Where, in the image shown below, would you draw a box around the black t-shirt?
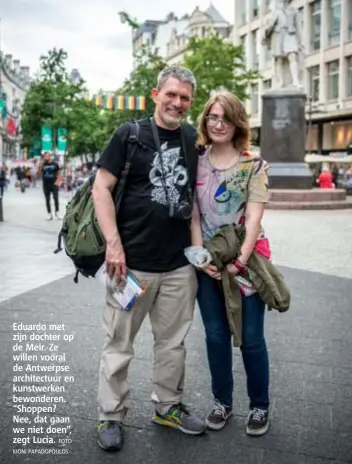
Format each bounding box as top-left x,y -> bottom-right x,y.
42,162 -> 60,186
97,117 -> 198,273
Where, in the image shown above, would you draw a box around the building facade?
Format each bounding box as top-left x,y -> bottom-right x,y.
0,52 -> 31,164
132,4 -> 232,67
233,0 -> 352,154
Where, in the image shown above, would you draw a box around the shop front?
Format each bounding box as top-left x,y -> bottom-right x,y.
306,117 -> 352,155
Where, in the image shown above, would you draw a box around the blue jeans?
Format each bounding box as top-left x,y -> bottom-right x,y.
197,272 -> 270,410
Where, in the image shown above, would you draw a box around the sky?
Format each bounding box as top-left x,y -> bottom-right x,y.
0,0 -> 234,94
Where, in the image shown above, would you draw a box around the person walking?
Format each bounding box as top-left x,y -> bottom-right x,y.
0,164 -> 6,198
191,91 -> 271,436
92,66 -> 206,453
39,152 -> 61,220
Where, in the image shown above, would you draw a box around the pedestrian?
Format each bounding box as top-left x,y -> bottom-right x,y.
0,164 -> 6,198
16,166 -> 26,193
39,152 -> 61,220
92,65 -> 205,453
191,91 -> 271,436
30,162 -> 37,188
316,163 -> 334,189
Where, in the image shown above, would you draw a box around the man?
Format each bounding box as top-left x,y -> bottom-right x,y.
92,66 -> 205,452
0,164 -> 6,198
39,152 -> 61,220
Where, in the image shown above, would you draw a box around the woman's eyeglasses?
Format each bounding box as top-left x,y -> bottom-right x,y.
205,115 -> 232,127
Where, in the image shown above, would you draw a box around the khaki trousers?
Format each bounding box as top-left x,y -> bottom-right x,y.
97,264 -> 197,421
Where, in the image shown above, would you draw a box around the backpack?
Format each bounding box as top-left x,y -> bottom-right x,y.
54,120 -> 140,283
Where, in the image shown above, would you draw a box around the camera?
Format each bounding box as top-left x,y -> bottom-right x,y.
169,201 -> 193,220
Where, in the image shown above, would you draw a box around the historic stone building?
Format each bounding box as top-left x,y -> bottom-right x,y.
132,4 -> 232,67
233,0 -> 352,154
0,51 -> 31,164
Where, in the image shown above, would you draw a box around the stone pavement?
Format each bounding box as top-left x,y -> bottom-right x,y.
0,182 -> 352,463
0,181 -> 73,303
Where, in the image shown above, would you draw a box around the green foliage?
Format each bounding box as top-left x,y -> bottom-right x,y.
118,11 -> 139,29
98,44 -> 168,142
181,32 -> 260,122
67,100 -> 106,160
21,47 -> 87,156
119,44 -> 167,119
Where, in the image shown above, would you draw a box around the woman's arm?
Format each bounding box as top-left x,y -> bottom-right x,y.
238,202 -> 265,264
226,202 -> 264,275
190,199 -> 221,279
190,200 -> 203,247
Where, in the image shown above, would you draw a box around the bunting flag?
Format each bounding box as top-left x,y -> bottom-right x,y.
107,95 -> 114,109
136,96 -> 146,110
83,92 -> 146,110
117,95 -> 124,110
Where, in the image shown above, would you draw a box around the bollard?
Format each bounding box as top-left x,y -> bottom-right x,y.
0,196 -> 3,222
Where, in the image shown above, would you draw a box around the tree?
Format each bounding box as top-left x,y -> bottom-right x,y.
98,44 -> 168,141
119,44 -> 167,119
181,32 -> 259,122
21,48 -> 87,155
67,99 -> 106,163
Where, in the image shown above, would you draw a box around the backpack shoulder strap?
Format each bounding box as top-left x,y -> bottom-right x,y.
114,119 -> 140,211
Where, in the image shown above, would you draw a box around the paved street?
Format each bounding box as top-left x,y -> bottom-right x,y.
0,182 -> 352,463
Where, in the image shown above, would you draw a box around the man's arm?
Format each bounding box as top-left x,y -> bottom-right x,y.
92,167 -> 126,282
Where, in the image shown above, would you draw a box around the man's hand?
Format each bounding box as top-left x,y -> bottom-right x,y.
105,238 -> 127,284
203,263 -> 221,280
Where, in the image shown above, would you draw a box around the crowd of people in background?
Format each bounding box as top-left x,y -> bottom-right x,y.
1,155 -> 351,204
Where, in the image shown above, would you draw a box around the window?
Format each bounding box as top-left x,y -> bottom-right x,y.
240,35 -> 246,61
251,84 -> 259,114
310,0 -> 321,51
306,124 -> 319,151
323,121 -> 352,150
263,79 -> 272,90
252,29 -> 259,69
327,60 -> 339,100
252,0 -> 259,19
328,0 -> 341,46
309,66 -> 320,102
348,0 -> 352,41
347,56 -> 352,97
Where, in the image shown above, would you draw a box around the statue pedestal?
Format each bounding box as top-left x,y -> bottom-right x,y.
260,88 -> 312,189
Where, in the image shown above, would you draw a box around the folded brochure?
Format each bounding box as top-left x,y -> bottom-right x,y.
96,263 -> 145,311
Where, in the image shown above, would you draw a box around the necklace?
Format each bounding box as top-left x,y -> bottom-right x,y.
208,146 -> 240,172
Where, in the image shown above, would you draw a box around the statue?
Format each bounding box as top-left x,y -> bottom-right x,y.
263,0 -> 305,89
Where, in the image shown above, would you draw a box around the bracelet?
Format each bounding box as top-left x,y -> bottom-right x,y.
234,259 -> 247,272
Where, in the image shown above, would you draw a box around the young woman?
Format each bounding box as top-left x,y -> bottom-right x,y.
191,92 -> 271,436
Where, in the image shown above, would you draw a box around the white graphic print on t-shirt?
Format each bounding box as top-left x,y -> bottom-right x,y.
149,141 -> 188,206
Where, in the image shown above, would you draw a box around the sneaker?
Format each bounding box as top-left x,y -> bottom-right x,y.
205,400 -> 233,430
152,403 -> 206,436
97,420 -> 123,452
55,212 -> 61,220
246,408 -> 269,436
47,214 -> 53,221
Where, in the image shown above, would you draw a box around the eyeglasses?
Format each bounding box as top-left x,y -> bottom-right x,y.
205,115 -> 232,127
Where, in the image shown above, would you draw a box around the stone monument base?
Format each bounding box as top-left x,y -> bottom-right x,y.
266,189 -> 352,210
267,162 -> 313,189
261,88 -> 312,189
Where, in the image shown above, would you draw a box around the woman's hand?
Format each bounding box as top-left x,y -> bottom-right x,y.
203,263 -> 221,280
226,263 -> 240,276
